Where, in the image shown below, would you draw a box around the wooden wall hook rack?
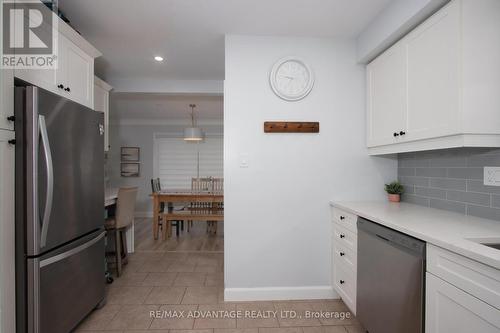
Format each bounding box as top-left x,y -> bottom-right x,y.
264,121 -> 319,133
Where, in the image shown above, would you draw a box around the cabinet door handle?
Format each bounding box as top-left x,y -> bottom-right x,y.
339,280 -> 345,284
8,139 -> 16,145
400,131 -> 406,136
57,84 -> 64,89
7,115 -> 15,122
340,234 -> 345,239
339,252 -> 345,256
393,132 -> 399,137
64,87 -> 71,92
339,216 -> 345,220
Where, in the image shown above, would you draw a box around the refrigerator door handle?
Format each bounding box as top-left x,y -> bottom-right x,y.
39,115 -> 53,248
40,232 -> 105,267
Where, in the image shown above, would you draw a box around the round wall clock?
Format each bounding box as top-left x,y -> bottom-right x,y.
269,56 -> 314,101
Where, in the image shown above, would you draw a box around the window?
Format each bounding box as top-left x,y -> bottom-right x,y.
154,136 -> 223,189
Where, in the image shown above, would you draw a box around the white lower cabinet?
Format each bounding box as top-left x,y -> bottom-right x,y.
331,207 -> 357,315
426,245 -> 500,332
0,130 -> 16,333
330,206 -> 500,332
426,273 -> 500,333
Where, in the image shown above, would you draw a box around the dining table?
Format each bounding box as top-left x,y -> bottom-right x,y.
150,189 -> 224,240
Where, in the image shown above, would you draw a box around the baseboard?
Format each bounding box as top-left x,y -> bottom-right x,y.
135,211 -> 153,218
224,286 -> 339,302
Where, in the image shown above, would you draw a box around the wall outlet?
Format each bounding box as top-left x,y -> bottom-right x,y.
483,167 -> 500,186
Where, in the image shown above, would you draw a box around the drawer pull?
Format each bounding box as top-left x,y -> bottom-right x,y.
340,234 -> 345,239
339,280 -> 345,284
339,252 -> 345,256
340,216 -> 345,220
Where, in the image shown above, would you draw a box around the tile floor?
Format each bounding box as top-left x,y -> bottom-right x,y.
74,220 -> 364,333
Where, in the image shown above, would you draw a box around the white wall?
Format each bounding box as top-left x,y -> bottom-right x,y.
224,35 -> 397,301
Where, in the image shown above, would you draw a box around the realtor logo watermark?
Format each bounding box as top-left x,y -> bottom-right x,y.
2,0 -> 58,69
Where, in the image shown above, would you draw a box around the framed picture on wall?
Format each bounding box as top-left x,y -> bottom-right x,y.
121,147 -> 140,161
121,163 -> 140,177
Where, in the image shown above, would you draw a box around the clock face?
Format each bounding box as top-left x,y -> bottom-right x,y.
270,57 -> 314,101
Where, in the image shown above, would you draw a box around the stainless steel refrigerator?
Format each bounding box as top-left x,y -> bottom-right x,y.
14,85 -> 106,333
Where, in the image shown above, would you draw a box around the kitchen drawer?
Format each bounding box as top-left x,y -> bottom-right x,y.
427,244 -> 500,310
332,208 -> 358,234
333,242 -> 357,272
333,223 -> 357,252
333,262 -> 356,315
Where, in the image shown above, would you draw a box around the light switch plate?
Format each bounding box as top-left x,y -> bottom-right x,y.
239,153 -> 249,168
483,167 -> 500,186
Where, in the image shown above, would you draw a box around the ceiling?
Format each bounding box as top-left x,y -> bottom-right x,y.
59,0 -> 392,82
110,93 -> 223,123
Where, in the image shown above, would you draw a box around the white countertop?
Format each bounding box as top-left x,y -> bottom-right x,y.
330,201 -> 500,269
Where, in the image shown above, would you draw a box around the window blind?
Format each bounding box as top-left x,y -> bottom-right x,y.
155,137 -> 223,189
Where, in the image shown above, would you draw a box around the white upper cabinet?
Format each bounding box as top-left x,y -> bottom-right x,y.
405,1 -> 461,142
367,43 -> 406,147
94,77 -> 112,151
58,35 -> 94,108
14,2 -> 101,109
367,0 -> 500,155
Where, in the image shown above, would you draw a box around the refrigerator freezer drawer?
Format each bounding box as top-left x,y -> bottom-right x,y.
27,231 -> 105,333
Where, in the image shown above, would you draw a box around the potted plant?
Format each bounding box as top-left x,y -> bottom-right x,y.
385,181 -> 404,202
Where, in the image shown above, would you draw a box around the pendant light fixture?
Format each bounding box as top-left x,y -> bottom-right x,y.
184,104 -> 204,141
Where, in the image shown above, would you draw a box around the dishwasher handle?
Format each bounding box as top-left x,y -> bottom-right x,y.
358,217 -> 425,256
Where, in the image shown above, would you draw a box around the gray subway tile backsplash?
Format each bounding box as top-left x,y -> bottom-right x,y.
415,187 -> 446,199
398,148 -> 500,222
446,167 -> 483,180
429,155 -> 467,167
416,167 -> 447,178
446,190 -> 490,206
467,180 -> 500,195
467,205 -> 500,221
398,167 -> 416,176
401,194 -> 430,207
399,176 -> 430,187
429,178 -> 466,191
491,195 -> 500,209
430,198 -> 466,215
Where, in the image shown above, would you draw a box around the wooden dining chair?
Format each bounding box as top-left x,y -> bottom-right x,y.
150,178 -> 182,238
192,177 -> 212,192
191,177 -> 223,234
210,178 -> 224,234
105,187 -> 137,277
212,177 -> 224,193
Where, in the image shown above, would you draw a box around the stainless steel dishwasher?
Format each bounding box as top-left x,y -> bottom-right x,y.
357,217 -> 426,333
